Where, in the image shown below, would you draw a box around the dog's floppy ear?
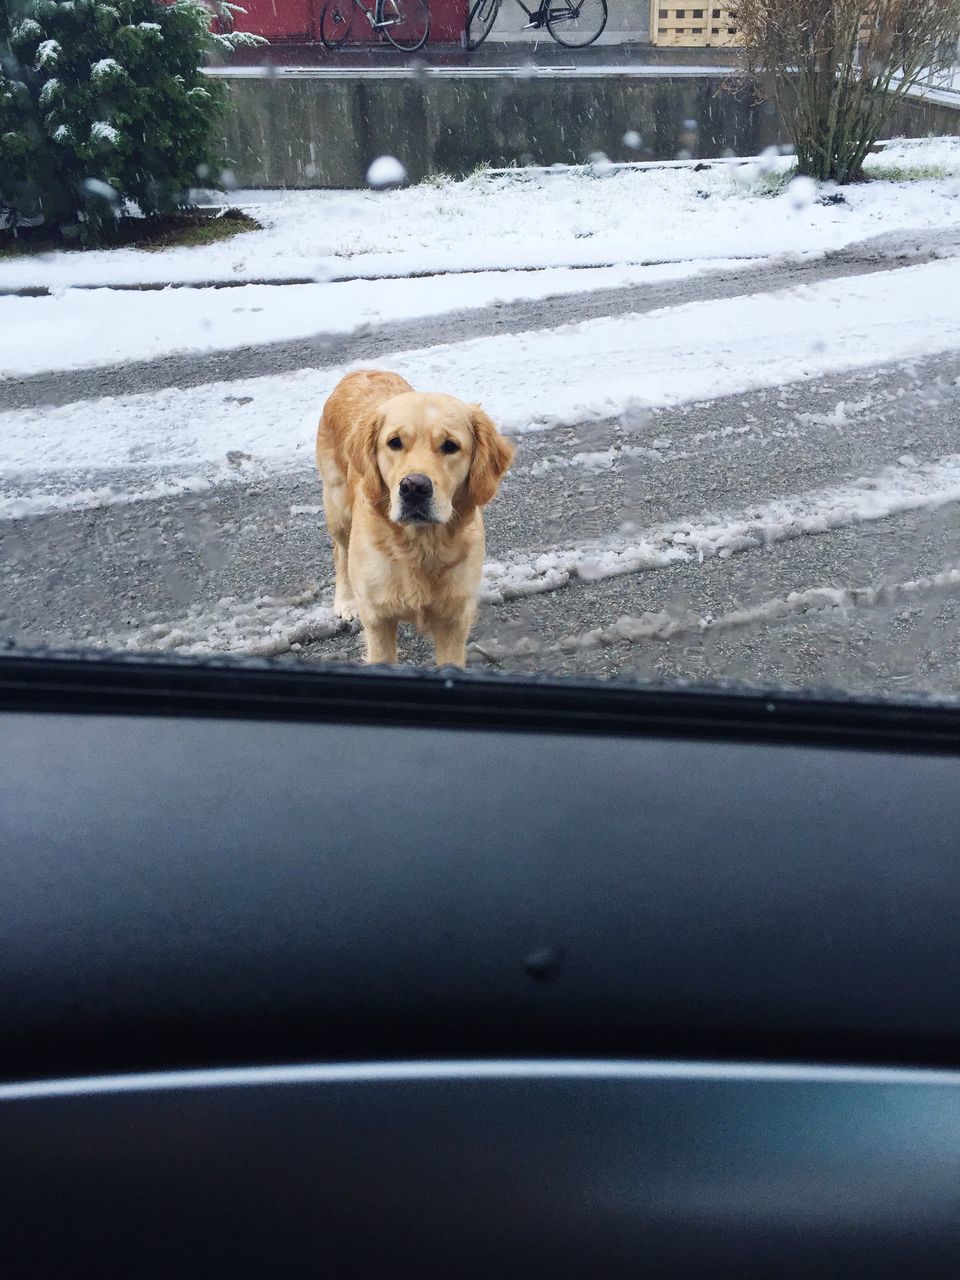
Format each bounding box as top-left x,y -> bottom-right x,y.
459,406 -> 514,515
346,407 -> 387,506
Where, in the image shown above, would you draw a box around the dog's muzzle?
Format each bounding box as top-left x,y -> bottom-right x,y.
397,473 -> 438,524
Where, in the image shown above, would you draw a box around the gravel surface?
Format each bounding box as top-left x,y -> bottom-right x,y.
4,227 -> 960,701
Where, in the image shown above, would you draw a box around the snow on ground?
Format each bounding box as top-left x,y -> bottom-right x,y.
5,136 -> 960,664
481,452 -> 960,600
6,255 -> 960,518
104,450 -> 960,657
0,259 -> 741,377
475,564 -> 960,659
2,137 -> 959,293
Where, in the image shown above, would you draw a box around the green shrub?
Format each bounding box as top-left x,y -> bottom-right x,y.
0,0 -> 262,241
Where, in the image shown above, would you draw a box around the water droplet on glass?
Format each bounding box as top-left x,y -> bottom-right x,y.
757,145 -> 780,175
786,174 -> 817,209
82,177 -> 119,205
366,155 -> 407,189
620,399 -> 652,434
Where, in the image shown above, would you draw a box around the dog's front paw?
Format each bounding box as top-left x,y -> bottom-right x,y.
333,597 -> 359,623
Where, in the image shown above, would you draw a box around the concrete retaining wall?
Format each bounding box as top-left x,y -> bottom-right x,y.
218,71 -> 959,189
886,94 -> 960,141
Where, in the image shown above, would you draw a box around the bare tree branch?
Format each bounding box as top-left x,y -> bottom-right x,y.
729,0 -> 960,181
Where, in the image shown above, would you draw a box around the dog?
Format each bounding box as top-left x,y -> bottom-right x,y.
316,369 -> 514,667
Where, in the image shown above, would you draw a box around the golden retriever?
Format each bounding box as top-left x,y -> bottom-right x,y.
316,369 -> 514,667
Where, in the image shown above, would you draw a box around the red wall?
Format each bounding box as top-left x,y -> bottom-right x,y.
229,0 -> 466,42
232,0 -> 314,38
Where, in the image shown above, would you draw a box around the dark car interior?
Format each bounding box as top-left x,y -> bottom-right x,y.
2,651 -> 960,1277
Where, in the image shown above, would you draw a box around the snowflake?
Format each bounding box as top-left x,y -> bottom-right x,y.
137,20 -> 161,29
90,120 -> 120,145
36,39 -> 61,69
53,124 -> 72,143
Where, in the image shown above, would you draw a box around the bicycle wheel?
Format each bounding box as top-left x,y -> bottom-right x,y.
320,0 -> 354,47
379,0 -> 429,50
545,0 -> 605,46
466,0 -> 500,50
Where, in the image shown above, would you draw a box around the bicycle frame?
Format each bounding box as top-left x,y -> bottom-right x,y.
341,0 -> 405,31
506,0 -> 584,27
467,0 -> 601,52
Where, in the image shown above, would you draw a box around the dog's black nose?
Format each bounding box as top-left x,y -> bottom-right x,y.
399,473 -> 433,500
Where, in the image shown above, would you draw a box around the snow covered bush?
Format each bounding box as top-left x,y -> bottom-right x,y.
733,0 -> 960,183
0,0 -> 262,241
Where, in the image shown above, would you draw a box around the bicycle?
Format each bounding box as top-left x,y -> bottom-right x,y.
319,0 -> 430,51
466,0 -> 605,49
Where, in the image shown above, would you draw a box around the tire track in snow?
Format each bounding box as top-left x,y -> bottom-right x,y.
6,256 -> 960,512
474,568 -> 960,661
481,453 -> 960,601
5,230 -> 960,413
102,452 -> 960,658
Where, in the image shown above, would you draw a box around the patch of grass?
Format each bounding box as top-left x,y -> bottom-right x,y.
331,239 -> 386,258
423,163 -> 501,188
140,211 -> 260,251
865,162 -> 953,182
753,165 -> 797,196
0,234 -> 49,260
0,208 -> 260,258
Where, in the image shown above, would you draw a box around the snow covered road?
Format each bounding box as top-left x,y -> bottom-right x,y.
5,250 -> 960,513
5,143 -> 960,699
6,342 -> 960,699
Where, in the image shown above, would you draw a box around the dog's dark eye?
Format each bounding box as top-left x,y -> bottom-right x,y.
386,437 -> 404,451
440,440 -> 460,454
